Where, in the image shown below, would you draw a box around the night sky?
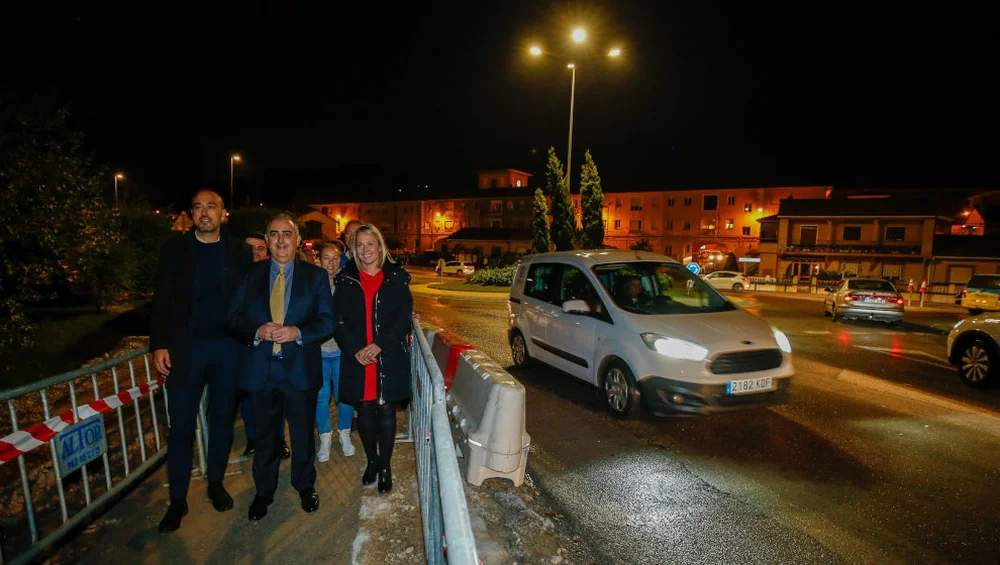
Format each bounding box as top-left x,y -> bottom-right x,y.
2,2 -> 995,210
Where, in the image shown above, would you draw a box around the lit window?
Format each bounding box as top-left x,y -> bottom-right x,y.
516,179 -> 522,187
744,203 -> 753,212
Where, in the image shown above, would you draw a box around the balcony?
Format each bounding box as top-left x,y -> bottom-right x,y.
780,240 -> 923,257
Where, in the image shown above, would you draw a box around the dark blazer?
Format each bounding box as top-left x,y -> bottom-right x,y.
334,261 -> 413,405
149,229 -> 253,388
227,259 -> 336,392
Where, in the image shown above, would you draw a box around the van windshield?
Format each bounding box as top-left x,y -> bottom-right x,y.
593,262 -> 736,315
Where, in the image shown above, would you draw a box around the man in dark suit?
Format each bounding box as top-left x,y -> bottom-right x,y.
227,214 -> 336,521
151,190 -> 253,534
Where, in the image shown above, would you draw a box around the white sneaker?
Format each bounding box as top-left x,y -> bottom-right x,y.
338,429 -> 355,457
317,432 -> 333,462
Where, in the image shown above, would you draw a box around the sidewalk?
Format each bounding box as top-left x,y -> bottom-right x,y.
47,422 -> 426,565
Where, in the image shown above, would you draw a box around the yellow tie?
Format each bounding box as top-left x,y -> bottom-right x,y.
270,267 -> 285,355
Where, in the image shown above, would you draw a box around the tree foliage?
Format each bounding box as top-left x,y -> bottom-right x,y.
723,252 -> 739,271
531,188 -> 551,254
546,147 -> 576,251
579,150 -> 605,249
629,239 -> 654,252
0,100 -> 125,351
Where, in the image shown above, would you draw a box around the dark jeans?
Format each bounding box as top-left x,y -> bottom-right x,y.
166,338 -> 239,501
251,386 -> 319,497
357,400 -> 397,469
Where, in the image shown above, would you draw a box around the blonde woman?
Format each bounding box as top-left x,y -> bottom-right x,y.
332,225 -> 412,493
317,243 -> 355,460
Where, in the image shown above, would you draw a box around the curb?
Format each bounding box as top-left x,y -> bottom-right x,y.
795,358 -> 1000,435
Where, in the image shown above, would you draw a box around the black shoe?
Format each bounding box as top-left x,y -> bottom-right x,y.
280,441 -> 291,460
362,461 -> 378,485
299,488 -> 320,513
378,467 -> 392,493
243,440 -> 256,457
248,495 -> 272,522
207,481 -> 233,512
158,500 -> 188,534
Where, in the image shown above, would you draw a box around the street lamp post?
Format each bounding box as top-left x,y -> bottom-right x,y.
529,31 -> 621,192
566,62 -> 577,192
114,172 -> 125,207
230,154 -> 242,209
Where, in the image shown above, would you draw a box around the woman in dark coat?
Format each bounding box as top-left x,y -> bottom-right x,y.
333,224 -> 412,492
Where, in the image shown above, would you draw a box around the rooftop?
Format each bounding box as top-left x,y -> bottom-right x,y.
776,197 -> 955,219
520,249 -> 678,266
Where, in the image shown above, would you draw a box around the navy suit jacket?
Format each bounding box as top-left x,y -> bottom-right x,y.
227,259 -> 336,392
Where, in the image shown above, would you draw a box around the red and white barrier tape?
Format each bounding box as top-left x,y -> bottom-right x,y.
0,376 -> 165,466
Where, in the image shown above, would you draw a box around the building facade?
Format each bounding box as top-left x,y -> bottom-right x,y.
305,169 -> 830,262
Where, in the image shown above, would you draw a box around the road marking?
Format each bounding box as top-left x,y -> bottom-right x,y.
854,345 -> 953,370
802,330 -> 831,335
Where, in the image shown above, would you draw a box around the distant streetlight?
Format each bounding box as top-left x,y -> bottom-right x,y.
572,29 -> 586,43
230,154 -> 242,209
529,46 -> 542,56
608,48 -> 621,57
114,172 -> 125,207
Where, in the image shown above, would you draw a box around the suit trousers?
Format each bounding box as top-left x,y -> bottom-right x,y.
166,338 -> 239,501
251,373 -> 318,497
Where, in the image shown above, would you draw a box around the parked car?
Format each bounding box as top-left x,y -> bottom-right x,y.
437,261 -> 476,276
507,250 -> 794,418
702,270 -> 750,292
947,313 -> 999,387
959,274 -> 1000,315
823,278 -> 905,325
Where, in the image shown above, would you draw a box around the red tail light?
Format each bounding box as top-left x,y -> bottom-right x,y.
962,289 -> 968,297
843,293 -> 855,302
894,296 -> 905,305
743,277 -> 749,282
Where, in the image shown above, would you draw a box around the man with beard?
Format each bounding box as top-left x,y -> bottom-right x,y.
151,190 -> 253,534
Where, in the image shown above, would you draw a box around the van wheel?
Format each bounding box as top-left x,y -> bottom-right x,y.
601,360 -> 641,419
956,339 -> 996,387
732,283 -> 744,293
510,330 -> 532,368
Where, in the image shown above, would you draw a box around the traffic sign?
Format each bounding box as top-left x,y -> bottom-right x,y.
738,257 -> 761,263
55,416 -> 107,477
686,262 -> 701,275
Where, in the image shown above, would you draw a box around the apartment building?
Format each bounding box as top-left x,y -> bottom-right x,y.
304,169 -> 830,261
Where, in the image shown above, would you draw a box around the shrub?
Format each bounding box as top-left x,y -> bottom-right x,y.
467,265 -> 516,286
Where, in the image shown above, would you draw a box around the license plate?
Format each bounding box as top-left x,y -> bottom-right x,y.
726,377 -> 774,395
863,297 -> 885,303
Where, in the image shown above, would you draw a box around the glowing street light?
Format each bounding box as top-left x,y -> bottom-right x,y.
529,46 -> 542,56
572,28 -> 586,43
567,63 -> 575,69
114,172 -> 125,207
608,48 -> 622,57
230,154 -> 242,209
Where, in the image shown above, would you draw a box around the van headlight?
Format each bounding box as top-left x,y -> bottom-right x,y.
640,333 -> 708,361
772,328 -> 792,353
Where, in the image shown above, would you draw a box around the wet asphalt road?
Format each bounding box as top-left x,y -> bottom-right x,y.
413,286 -> 1000,565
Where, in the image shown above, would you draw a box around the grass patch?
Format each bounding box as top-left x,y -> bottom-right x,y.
428,282 -> 511,293
3,301 -> 151,389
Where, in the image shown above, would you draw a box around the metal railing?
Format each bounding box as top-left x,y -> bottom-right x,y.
0,346 -> 202,565
409,319 -> 479,565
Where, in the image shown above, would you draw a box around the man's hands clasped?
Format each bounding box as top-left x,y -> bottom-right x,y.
257,322 -> 300,345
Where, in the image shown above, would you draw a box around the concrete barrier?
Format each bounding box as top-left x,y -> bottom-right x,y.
421,325 -> 531,487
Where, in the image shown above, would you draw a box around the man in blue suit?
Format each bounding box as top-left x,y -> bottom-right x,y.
227,214 -> 336,521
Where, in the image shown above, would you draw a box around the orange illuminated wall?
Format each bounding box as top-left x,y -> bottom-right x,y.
477,169 -> 532,189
